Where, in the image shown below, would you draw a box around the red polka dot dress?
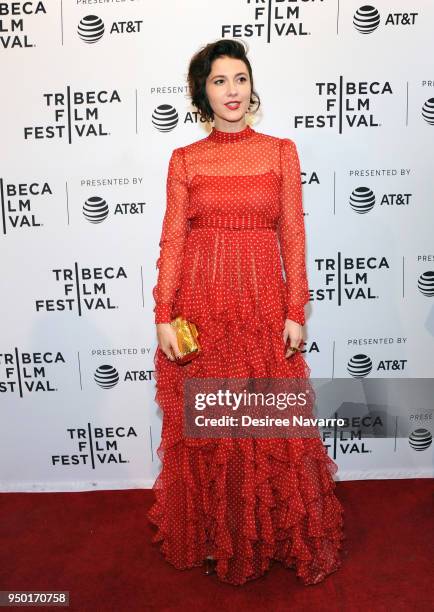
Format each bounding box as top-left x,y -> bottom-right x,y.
147,124 -> 345,586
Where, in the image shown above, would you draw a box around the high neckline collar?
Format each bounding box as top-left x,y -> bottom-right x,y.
207,123 -> 255,143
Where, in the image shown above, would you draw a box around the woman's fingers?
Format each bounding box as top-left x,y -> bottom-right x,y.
161,339 -> 182,362
170,340 -> 182,361
164,346 -> 175,361
285,345 -> 299,358
156,324 -> 182,362
164,345 -> 176,361
284,334 -> 303,358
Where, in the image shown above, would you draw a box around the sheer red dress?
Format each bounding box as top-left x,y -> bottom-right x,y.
147,124 -> 345,586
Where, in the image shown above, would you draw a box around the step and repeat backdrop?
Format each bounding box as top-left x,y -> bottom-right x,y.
1,0 -> 433,491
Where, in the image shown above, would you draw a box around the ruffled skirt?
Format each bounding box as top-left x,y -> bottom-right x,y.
147,228 -> 345,585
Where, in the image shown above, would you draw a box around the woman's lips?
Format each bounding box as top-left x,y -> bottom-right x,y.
225,102 -> 240,110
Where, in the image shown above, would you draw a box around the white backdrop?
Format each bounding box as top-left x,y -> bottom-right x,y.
1,0 -> 433,492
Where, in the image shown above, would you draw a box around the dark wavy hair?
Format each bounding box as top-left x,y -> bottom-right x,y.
187,39 -> 261,123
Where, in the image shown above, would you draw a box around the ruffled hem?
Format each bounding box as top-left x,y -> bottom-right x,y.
147,311 -> 345,586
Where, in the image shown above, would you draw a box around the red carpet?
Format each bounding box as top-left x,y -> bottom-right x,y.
0,479 -> 432,611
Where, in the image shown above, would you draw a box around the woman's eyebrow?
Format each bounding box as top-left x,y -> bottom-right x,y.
210,72 -> 248,79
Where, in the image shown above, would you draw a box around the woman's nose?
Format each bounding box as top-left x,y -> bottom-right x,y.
226,81 -> 239,95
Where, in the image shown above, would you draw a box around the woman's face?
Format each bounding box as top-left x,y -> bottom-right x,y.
205,55 -> 252,129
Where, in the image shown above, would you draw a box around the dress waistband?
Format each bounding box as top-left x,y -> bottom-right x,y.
190,215 -> 277,230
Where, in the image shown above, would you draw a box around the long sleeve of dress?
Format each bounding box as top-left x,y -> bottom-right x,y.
277,138 -> 310,326
152,147 -> 189,324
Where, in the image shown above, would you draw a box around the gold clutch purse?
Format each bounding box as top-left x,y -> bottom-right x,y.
170,316 -> 201,364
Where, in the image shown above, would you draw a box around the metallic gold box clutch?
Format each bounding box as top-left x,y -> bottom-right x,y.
170,316 -> 201,364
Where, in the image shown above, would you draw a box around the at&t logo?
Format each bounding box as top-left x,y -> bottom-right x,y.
417,271 -> 434,297
77,14 -> 143,43
150,103 -> 209,132
346,353 -> 407,377
93,364 -> 153,388
408,428 -> 432,451
82,192 -> 146,224
348,186 -> 412,214
353,6 -> 418,33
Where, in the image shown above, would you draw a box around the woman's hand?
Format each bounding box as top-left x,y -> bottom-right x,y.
282,318 -> 304,358
156,323 -> 182,362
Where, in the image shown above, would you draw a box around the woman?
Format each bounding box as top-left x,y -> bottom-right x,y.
147,39 -> 345,586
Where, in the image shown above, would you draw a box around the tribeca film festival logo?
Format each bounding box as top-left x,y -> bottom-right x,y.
0,179 -> 51,235
0,349 -> 65,397
313,252 -> 390,306
294,77 -> 392,134
323,416 -> 375,457
23,88 -> 122,144
77,14 -> 143,43
219,2 -> 418,42
220,0 -> 318,42
0,1 -> 47,50
294,78 -> 432,133
52,425 -> 136,468
35,264 -> 127,315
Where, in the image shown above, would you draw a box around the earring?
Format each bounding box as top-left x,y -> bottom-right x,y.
245,110 -> 253,126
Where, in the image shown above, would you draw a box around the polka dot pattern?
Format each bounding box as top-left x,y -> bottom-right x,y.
152,124 -> 310,326
148,124 -> 345,586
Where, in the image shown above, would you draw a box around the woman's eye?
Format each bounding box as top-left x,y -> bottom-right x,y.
213,77 -> 248,85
